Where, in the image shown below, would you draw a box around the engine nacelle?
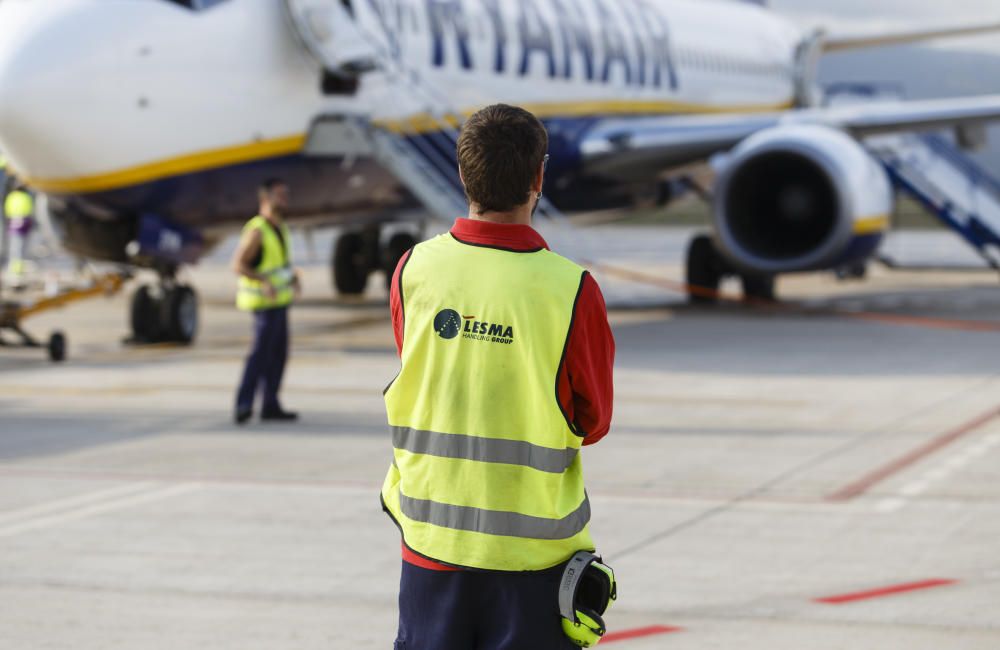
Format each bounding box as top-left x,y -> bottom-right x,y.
712,125 -> 892,274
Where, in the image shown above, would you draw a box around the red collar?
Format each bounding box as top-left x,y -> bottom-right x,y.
449,218 -> 549,252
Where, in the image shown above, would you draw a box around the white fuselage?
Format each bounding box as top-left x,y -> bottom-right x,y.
0,0 -> 802,197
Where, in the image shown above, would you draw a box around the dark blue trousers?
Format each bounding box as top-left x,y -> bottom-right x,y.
235,306 -> 288,413
395,561 -> 576,650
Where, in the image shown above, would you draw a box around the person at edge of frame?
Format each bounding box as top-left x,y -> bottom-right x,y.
231,178 -> 301,425
381,104 -> 616,649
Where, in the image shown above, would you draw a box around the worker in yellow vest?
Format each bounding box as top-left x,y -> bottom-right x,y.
231,178 -> 300,424
3,178 -> 36,283
383,105 -> 616,648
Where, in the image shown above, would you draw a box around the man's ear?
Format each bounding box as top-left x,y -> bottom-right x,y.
458,167 -> 466,189
533,163 -> 545,195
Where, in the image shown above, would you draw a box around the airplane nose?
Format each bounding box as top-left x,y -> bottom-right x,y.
0,1 -> 119,186
0,2 -> 71,177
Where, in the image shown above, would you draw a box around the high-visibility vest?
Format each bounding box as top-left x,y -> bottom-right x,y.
235,215 -> 294,311
382,232 -> 594,571
4,190 -> 33,220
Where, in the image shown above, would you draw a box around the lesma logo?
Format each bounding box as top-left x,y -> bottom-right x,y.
433,309 -> 514,345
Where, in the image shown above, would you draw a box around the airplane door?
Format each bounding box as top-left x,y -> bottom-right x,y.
283,0 -> 377,76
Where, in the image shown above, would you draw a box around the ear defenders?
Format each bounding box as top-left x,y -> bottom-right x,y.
559,551 -> 617,647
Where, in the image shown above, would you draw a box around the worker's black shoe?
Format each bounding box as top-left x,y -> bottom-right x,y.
234,408 -> 252,425
261,408 -> 298,422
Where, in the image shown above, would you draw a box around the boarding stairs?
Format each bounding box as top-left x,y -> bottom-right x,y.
283,0 -> 584,240
867,132 -> 1000,270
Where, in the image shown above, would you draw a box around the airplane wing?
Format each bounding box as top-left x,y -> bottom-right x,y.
823,22 -> 1000,53
580,94 -> 1000,178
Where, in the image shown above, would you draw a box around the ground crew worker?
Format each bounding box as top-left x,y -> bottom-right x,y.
4,179 -> 36,284
231,178 -> 300,424
382,104 -> 615,648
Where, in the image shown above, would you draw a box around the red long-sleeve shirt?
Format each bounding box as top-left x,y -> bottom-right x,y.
389,217 -> 615,570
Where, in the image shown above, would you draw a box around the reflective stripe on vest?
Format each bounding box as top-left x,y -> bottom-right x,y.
399,491 -> 591,540
393,426 -> 579,474
4,190 -> 33,220
236,216 -> 293,311
382,232 -> 593,571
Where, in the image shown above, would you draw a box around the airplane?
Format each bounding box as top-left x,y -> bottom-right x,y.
1,0 -> 999,344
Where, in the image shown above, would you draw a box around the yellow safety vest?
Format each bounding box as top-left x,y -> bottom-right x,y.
4,190 -> 33,220
236,216 -> 294,311
382,232 -> 594,571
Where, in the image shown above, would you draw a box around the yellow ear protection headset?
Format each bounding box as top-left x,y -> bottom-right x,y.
559,551 -> 618,647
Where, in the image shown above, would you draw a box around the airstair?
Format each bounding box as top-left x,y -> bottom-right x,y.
283,0 -> 582,249
867,132 -> 1000,270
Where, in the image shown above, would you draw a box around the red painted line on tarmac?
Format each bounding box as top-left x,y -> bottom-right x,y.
815,578 -> 957,604
827,405 -> 1000,501
603,625 -> 683,643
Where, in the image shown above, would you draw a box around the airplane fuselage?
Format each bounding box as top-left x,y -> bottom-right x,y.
0,0 -> 801,261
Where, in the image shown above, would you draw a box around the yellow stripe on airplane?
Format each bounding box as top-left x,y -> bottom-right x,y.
852,215 -> 891,235
23,98 -> 795,195
24,134 -> 307,194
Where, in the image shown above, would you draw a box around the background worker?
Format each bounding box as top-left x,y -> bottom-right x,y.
231,178 -> 300,424
382,104 -> 615,648
3,177 -> 36,287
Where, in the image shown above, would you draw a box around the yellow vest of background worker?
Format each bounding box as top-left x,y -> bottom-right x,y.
4,190 -> 33,220
382,233 -> 595,571
235,215 -> 294,311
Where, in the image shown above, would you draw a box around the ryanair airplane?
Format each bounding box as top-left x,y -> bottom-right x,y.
0,0 -> 999,343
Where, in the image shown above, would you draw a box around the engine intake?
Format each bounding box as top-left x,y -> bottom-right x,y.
713,125 -> 892,274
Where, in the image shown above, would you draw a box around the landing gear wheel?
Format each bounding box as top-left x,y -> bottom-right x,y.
685,235 -> 722,304
47,331 -> 66,362
333,232 -> 368,295
164,285 -> 198,344
383,232 -> 417,290
740,273 -> 775,303
130,285 -> 161,342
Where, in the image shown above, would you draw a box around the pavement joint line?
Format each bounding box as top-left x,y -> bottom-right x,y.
0,483 -> 201,538
0,467 -> 844,510
813,578 -> 958,605
0,481 -> 158,525
603,625 -> 684,644
828,404 -> 1000,501
0,465 -> 381,491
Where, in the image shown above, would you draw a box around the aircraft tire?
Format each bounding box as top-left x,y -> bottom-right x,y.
686,235 -> 722,304
164,285 -> 198,344
130,285 -> 161,342
47,331 -> 67,363
740,273 -> 776,303
333,232 -> 368,295
383,232 -> 416,290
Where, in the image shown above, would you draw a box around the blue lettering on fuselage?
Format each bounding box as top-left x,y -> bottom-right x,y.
482,0 -> 507,72
518,0 -> 557,77
421,0 -> 679,91
553,0 -> 595,81
427,0 -> 474,69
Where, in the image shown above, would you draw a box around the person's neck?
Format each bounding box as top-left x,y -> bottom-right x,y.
260,209 -> 282,225
467,204 -> 532,226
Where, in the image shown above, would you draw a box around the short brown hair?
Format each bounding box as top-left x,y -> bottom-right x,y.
457,104 -> 548,214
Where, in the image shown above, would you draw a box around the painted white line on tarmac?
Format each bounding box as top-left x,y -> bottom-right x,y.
0,483 -> 200,538
0,482 -> 158,525
875,497 -> 906,513
899,481 -> 929,497
875,431 -> 1000,513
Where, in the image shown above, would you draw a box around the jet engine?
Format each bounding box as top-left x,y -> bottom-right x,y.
711,124 -> 892,277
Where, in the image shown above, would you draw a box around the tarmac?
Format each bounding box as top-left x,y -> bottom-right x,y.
1,225 -> 999,649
